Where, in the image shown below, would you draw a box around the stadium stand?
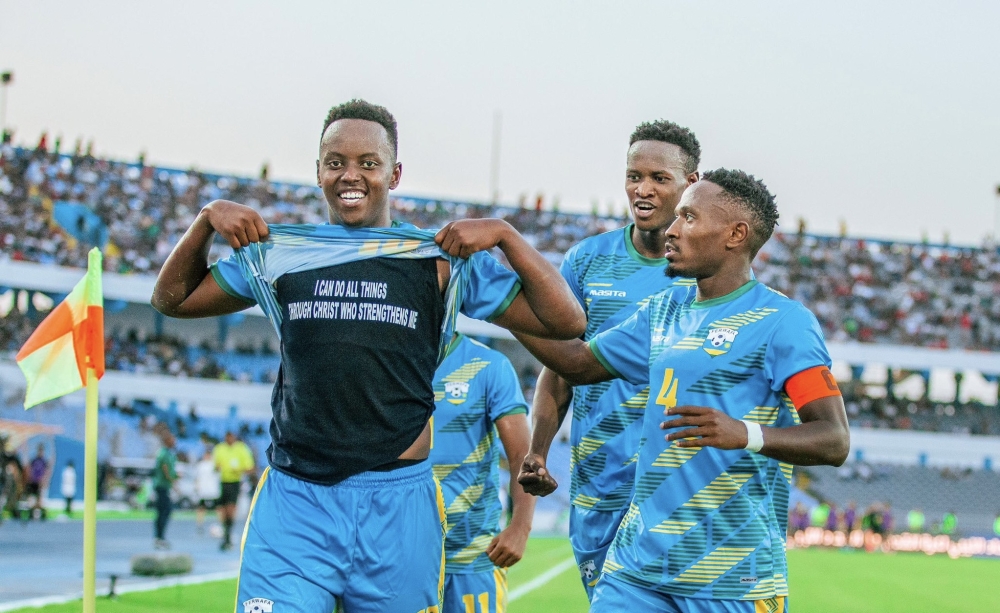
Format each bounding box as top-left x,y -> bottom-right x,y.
803,463 -> 1000,536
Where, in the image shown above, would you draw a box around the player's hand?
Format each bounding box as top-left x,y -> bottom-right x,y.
434,219 -> 513,259
202,200 -> 270,249
486,523 -> 530,568
661,406 -> 749,450
517,453 -> 558,497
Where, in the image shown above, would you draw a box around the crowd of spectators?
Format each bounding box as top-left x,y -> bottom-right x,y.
0,142 -> 619,275
754,232 -> 1000,350
105,330 -> 278,384
842,389 -> 999,436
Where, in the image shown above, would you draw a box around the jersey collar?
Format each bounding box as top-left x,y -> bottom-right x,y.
624,224 -> 668,266
691,279 -> 758,309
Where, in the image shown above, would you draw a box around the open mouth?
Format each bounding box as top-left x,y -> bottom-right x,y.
664,243 -> 678,258
633,201 -> 656,218
338,190 -> 366,205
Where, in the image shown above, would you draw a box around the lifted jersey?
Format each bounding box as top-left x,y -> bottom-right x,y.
430,335 -> 527,574
560,225 -> 691,511
590,280 -> 831,600
212,223 -> 520,485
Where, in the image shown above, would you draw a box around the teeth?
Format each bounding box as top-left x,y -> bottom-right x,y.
340,191 -> 365,201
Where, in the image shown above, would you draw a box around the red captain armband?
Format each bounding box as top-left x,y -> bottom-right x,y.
784,365 -> 841,409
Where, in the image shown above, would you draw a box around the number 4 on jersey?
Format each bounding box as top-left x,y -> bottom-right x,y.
656,368 -> 679,410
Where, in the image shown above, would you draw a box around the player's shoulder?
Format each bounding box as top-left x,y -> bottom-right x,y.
748,282 -> 821,326
460,335 -> 510,364
563,225 -> 629,263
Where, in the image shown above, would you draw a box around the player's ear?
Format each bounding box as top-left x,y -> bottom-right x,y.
685,171 -> 699,186
315,159 -> 321,187
728,220 -> 751,250
389,162 -> 402,190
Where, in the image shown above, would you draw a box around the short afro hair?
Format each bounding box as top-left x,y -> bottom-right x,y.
702,168 -> 779,255
321,99 -> 398,158
629,120 -> 701,175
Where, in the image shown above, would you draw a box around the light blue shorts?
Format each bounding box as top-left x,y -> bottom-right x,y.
236,463 -> 444,613
442,568 -> 507,613
568,505 -> 629,600
592,574 -> 788,613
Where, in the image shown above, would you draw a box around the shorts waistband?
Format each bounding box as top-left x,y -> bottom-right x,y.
334,460 -> 432,489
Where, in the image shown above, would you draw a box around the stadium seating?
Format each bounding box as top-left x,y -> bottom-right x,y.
804,463 -> 1000,536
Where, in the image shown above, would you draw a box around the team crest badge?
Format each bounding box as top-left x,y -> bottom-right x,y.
579,559 -> 597,581
243,598 -> 274,613
704,327 -> 738,356
444,381 -> 470,404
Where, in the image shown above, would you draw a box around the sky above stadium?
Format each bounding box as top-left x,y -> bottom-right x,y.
1,1 -> 998,245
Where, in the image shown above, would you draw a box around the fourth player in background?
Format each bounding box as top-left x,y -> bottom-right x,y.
430,333 -> 535,613
518,120 -> 701,600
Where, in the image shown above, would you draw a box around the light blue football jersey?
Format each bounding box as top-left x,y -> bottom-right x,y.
590,280 -> 831,600
560,225 -> 693,511
430,335 -> 528,574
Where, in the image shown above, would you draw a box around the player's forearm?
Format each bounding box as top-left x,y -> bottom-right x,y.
151,210 -> 216,316
760,421 -> 850,466
497,415 -> 536,532
508,470 -> 536,532
495,226 -> 585,340
529,368 -> 572,459
512,332 -> 612,386
760,397 -> 850,466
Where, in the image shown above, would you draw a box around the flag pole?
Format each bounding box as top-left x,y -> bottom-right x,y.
83,367 -> 99,613
83,247 -> 103,613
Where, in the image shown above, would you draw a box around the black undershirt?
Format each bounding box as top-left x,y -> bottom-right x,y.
265,257 -> 444,485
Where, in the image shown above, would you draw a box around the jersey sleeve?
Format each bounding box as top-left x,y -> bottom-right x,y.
210,253 -> 257,304
460,251 -> 522,322
485,356 -> 529,422
764,304 -> 833,394
559,244 -> 586,307
588,303 -> 652,386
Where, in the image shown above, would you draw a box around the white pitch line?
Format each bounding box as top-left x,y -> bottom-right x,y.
508,556 -> 578,602
0,570 -> 238,612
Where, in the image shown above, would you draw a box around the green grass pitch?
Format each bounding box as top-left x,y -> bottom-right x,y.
8,539 -> 998,612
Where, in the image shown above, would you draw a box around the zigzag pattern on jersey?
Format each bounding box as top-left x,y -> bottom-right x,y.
669,307 -> 779,352
686,339 -> 770,397
686,370 -> 755,395
652,455 -> 778,598
710,307 -> 780,330
586,478 -> 639,511
439,399 -> 488,433
780,393 -> 802,425
730,345 -> 767,370
443,469 -> 503,573
614,556 -> 671,591
435,426 -> 500,487
610,502 -> 643,549
570,395 -> 645,489
572,380 -> 611,422
571,253 -> 645,283
585,298 -> 634,339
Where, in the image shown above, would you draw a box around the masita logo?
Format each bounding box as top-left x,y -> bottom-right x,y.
589,289 -> 627,298
243,597 -> 274,612
740,576 -> 758,584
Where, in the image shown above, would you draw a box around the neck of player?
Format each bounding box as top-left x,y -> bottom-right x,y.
631,225 -> 669,259
695,260 -> 754,302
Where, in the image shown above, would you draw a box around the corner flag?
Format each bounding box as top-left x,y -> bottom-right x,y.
15,248 -> 104,408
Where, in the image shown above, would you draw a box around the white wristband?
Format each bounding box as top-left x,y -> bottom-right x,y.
742,420 -> 764,453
